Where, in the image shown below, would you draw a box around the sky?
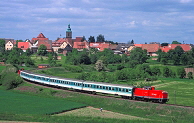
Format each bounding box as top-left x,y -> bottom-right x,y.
0,0 -> 194,44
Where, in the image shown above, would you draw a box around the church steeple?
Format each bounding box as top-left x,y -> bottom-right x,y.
66,24 -> 72,38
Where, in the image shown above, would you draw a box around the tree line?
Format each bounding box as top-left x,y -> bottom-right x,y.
157,46 -> 194,66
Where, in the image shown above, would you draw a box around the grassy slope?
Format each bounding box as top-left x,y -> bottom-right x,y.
0,89 -> 86,115
1,83 -> 194,123
155,78 -> 194,106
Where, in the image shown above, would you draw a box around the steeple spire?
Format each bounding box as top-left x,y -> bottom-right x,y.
67,24 -> 72,32
66,24 -> 72,38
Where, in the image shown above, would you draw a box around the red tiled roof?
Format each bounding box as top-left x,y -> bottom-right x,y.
90,43 -> 101,48
160,46 -> 171,52
141,44 -> 160,52
38,40 -> 52,50
161,44 -> 191,52
134,44 -> 143,47
54,38 -> 66,43
74,37 -> 83,42
66,38 -> 73,46
99,43 -> 110,51
109,44 -> 118,50
18,42 -> 30,50
31,33 -> 49,44
73,41 -> 89,49
89,42 -> 110,51
37,33 -> 46,38
169,44 -> 191,51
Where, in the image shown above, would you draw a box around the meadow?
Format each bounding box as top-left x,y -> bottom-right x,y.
0,82 -> 194,123
0,89 -> 86,115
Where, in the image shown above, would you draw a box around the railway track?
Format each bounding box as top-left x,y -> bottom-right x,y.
23,79 -> 194,110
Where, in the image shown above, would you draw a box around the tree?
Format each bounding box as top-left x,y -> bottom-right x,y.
48,54 -> 57,66
163,67 -> 172,78
80,49 -> 91,64
161,43 -> 169,47
187,72 -> 193,79
16,40 -> 23,47
151,66 -> 161,76
0,39 -> 5,52
121,54 -> 129,63
171,46 -> 184,65
26,48 -> 33,56
37,44 -> 47,56
172,41 -> 181,44
88,36 -> 95,43
180,53 -> 189,65
96,34 -> 105,43
81,36 -> 86,42
161,58 -> 168,65
95,60 -> 105,72
128,47 -> 148,67
0,65 -> 23,90
136,64 -> 152,76
131,39 -> 134,44
177,68 -> 186,79
116,69 -> 128,80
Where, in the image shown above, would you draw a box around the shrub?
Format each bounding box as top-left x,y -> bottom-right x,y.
163,67 -> 172,78
187,72 -> 193,79
0,72 -> 23,90
177,68 -> 186,79
151,66 -> 161,76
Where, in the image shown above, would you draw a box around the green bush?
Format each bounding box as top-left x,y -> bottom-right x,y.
187,72 -> 193,79
0,72 -> 23,90
177,68 -> 186,79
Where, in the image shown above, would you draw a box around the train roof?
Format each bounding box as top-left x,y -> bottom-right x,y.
22,70 -> 84,82
83,81 -> 134,88
21,70 -> 135,88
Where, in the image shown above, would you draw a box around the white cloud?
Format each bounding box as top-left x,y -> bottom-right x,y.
82,0 -> 91,3
126,21 -> 137,28
142,20 -> 150,26
180,0 -> 192,3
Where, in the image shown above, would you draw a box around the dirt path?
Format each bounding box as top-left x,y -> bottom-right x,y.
56,106 -> 149,120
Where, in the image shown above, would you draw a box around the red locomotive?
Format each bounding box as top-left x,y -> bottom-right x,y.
134,86 -> 169,103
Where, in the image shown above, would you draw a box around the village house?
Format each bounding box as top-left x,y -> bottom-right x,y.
73,41 -> 89,51
18,41 -> 32,52
89,42 -> 111,51
31,33 -> 52,52
160,44 -> 192,52
5,39 -> 15,50
115,43 -> 134,54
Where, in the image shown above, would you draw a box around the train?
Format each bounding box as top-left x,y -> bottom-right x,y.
19,70 -> 169,103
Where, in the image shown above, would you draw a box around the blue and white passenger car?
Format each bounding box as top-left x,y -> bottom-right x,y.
20,70 -> 134,98
82,81 -> 134,97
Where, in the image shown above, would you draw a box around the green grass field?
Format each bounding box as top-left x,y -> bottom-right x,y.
155,78 -> 194,106
0,65 -> 6,72
0,89 -> 86,115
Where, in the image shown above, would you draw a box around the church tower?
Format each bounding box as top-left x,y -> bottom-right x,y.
66,24 -> 72,39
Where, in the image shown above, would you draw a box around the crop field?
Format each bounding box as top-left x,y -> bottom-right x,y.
154,78 -> 194,106
0,89 -> 86,115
